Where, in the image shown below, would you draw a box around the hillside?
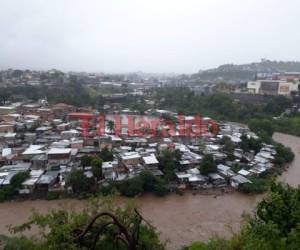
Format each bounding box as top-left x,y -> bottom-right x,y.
193,60 -> 300,82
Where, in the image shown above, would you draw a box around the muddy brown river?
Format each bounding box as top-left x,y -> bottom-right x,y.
0,132 -> 299,249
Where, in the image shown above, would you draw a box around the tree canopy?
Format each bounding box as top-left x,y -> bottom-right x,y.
199,155 -> 217,175
5,198 -> 165,250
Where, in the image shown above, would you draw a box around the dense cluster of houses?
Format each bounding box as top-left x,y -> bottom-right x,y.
0,99 -> 279,198
174,123 -> 276,190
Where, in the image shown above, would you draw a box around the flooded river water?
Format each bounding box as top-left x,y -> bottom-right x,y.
0,132 -> 299,249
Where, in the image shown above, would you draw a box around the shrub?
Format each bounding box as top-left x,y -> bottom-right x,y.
46,192 -> 60,200
238,177 -> 269,194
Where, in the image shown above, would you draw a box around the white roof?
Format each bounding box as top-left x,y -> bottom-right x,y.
175,143 -> 189,152
231,175 -> 252,184
61,129 -> 80,134
30,169 -> 44,177
4,133 -> 16,138
121,152 -> 141,160
120,146 -> 132,151
24,115 -> 40,120
176,172 -> 191,179
5,113 -> 21,118
187,168 -> 200,175
0,106 -> 15,110
36,126 -> 52,131
48,148 -> 72,155
208,173 -> 224,180
217,164 -> 230,172
2,148 -> 12,157
189,175 -> 206,182
238,169 -> 250,176
206,144 -> 220,151
143,154 -> 159,165
22,145 -> 45,155
110,135 -> 122,141
22,177 -> 39,186
230,135 -> 242,143
102,161 -> 118,169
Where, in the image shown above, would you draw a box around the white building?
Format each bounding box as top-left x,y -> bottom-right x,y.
247,80 -> 299,96
247,81 -> 261,94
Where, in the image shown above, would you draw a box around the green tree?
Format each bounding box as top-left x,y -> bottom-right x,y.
263,95 -> 291,115
158,149 -> 182,181
273,143 -> 294,166
240,134 -> 262,153
248,118 -> 274,138
81,155 -> 94,168
0,172 -> 30,202
7,199 -> 165,250
220,136 -> 234,154
10,171 -> 30,188
199,155 -> 217,175
91,157 -> 103,180
68,170 -> 95,194
106,120 -> 115,134
119,176 -> 144,197
139,171 -> 157,192
99,147 -> 114,161
153,181 -> 168,197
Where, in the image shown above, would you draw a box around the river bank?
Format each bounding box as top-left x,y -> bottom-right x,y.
273,132 -> 300,187
0,132 -> 299,250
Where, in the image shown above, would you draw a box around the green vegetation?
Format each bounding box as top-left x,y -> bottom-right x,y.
152,87 -> 300,137
192,60 -> 300,81
230,163 -> 242,173
185,182 -> 300,250
273,143 -> 295,167
106,120 -> 115,134
237,137 -> 294,194
99,147 -> 114,161
238,177 -> 270,194
273,116 -> 300,136
91,157 -> 103,180
69,155 -> 104,194
1,82 -> 299,136
220,136 -> 235,154
67,170 -> 96,194
248,118 -> 274,143
199,155 -> 217,175
240,134 -> 263,153
4,198 -> 165,250
153,87 -> 290,120
159,149 -> 182,181
0,171 -> 30,202
81,155 -> 95,167
46,192 -> 60,200
101,171 -> 168,198
4,182 -> 300,250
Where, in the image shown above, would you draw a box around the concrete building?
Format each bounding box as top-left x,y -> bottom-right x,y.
247,80 -> 299,96
247,81 -> 261,94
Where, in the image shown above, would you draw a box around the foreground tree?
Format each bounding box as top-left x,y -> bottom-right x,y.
6,198 -> 165,250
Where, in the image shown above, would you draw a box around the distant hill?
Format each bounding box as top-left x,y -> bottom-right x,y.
193,60 -> 300,82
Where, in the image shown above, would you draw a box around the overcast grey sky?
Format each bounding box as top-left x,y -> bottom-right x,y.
1,0 -> 300,73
